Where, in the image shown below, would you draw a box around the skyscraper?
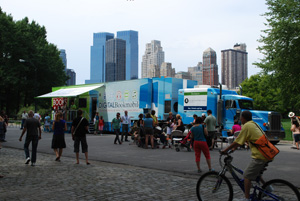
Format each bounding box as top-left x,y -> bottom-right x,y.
117,30 -> 138,80
105,38 -> 126,82
59,49 -> 67,72
66,69 -> 76,86
160,62 -> 175,77
202,47 -> 219,86
221,43 -> 248,89
188,62 -> 203,84
86,32 -> 114,84
141,40 -> 165,78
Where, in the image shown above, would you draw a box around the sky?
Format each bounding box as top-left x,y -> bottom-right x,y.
2,0 -> 269,85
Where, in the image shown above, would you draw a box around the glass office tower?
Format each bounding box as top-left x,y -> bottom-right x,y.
59,49 -> 67,72
85,32 -> 114,84
117,30 -> 138,80
105,38 -> 126,82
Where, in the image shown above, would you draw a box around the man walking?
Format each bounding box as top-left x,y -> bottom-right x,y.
204,109 -> 217,150
71,109 -> 90,165
19,111 -> 42,166
21,110 -> 28,130
121,110 -> 131,142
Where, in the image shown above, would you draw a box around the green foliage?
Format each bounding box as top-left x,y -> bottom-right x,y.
255,0 -> 300,115
0,8 -> 68,116
241,74 -> 284,113
281,118 -> 293,141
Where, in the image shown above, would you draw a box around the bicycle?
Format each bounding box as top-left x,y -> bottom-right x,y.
196,150 -> 300,201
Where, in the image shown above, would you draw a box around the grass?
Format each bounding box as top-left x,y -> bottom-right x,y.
282,119 -> 293,141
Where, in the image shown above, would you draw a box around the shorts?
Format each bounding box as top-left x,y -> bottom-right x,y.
294,134 -> 300,142
208,131 -> 216,139
243,158 -> 268,180
144,127 -> 154,135
74,136 -> 88,153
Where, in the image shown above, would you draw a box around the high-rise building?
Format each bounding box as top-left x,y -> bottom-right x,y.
59,49 -> 67,72
160,62 -> 175,77
202,47 -> 219,86
147,64 -> 160,78
117,30 -> 138,80
188,62 -> 203,84
175,71 -> 191,80
66,69 -> 76,86
86,32 -> 114,84
105,38 -> 126,82
141,40 -> 165,78
221,43 -> 248,89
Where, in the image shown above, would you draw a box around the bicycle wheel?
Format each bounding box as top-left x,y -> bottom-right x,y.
196,171 -> 233,201
258,179 -> 300,201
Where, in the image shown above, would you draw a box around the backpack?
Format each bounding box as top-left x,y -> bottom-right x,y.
251,123 -> 280,161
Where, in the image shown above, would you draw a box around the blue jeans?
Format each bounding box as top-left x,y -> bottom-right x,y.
24,135 -> 39,163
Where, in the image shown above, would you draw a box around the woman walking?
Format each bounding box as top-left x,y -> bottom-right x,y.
51,112 -> 67,162
144,113 -> 154,149
291,118 -> 300,150
190,117 -> 212,173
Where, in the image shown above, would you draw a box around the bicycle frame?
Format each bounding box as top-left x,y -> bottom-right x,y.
218,153 -> 279,200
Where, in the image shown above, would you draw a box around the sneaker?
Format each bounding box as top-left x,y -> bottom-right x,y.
209,169 -> 215,172
25,157 -> 30,164
31,163 -> 35,167
197,169 -> 202,173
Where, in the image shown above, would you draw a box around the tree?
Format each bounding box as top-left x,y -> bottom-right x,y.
0,8 -> 67,116
255,0 -> 300,114
241,74 -> 284,113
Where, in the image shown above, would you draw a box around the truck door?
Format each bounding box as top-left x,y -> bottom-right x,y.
224,100 -> 237,129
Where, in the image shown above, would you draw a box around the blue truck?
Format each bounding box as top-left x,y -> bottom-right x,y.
178,85 -> 285,143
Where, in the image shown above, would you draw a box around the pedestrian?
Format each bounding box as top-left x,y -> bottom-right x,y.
291,118 -> 300,150
0,116 -> 7,143
288,112 -> 300,147
121,110 -> 131,142
98,116 -> 105,136
221,111 -> 271,201
150,110 -> 158,127
111,112 -> 122,145
44,113 -> 51,132
190,117 -> 212,173
175,114 -> 185,133
19,110 -> 42,166
229,118 -> 241,136
52,112 -> 67,161
204,110 -> 217,150
144,113 -> 154,149
136,113 -> 144,143
21,110 -> 28,130
166,112 -> 175,138
94,112 -> 99,135
71,109 -> 90,165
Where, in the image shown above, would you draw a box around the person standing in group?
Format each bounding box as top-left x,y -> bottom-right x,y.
190,117 -> 212,173
166,112 -> 175,137
52,112 -> 67,162
94,112 -> 100,135
150,110 -> 158,127
21,111 -> 28,130
98,116 -> 105,136
111,112 -> 122,145
44,113 -> 51,132
291,117 -> 300,150
121,111 -> 131,142
71,109 -> 90,165
175,114 -> 185,133
204,110 -> 217,150
144,113 -> 155,149
19,111 -> 42,166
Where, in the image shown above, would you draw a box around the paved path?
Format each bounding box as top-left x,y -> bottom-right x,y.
1,127 -> 299,200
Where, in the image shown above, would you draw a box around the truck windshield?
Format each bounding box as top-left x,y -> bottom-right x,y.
238,100 -> 253,110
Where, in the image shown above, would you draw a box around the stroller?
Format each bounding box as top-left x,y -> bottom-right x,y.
178,131 -> 192,152
170,130 -> 185,152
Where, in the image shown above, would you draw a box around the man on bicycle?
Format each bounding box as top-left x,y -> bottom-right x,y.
221,110 -> 269,201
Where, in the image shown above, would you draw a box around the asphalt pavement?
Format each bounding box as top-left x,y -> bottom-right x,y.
1,127 -> 299,200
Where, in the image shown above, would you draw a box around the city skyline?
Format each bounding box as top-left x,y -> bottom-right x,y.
2,0 -> 268,84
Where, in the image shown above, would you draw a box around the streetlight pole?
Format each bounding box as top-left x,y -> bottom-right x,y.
19,59 -> 38,112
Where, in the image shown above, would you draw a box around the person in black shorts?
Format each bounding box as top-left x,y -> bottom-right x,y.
71,109 -> 90,165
